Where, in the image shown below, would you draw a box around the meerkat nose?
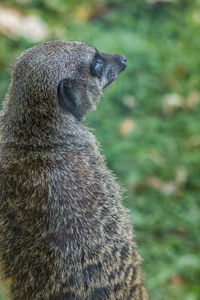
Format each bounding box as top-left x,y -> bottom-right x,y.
119,55 -> 126,64
118,55 -> 127,70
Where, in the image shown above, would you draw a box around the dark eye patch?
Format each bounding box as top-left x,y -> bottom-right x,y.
90,52 -> 104,79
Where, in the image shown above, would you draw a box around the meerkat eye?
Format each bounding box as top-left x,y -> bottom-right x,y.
94,60 -> 103,75
90,54 -> 104,78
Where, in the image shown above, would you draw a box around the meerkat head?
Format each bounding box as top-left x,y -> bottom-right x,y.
7,41 -> 126,122
58,44 -> 126,121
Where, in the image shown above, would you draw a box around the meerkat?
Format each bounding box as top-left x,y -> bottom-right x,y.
0,41 -> 149,300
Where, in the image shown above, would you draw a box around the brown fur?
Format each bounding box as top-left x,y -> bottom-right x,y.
0,41 -> 149,299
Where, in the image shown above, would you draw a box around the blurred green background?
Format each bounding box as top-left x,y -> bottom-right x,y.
0,0 -> 200,299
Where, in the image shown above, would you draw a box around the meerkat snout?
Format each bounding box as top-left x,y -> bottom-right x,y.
90,51 -> 126,91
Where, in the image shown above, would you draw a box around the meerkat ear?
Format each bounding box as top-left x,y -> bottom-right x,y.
57,78 -> 90,121
57,79 -> 80,119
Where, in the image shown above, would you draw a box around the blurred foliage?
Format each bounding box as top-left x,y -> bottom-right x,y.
0,0 -> 200,299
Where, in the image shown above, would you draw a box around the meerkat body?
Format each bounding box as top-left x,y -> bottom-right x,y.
0,41 -> 148,299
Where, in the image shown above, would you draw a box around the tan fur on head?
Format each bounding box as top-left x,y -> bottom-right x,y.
0,41 -> 148,299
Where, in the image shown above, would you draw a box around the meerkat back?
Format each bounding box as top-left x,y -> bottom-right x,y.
0,41 -> 149,300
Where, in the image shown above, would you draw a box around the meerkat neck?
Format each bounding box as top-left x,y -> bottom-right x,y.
1,95 -> 81,147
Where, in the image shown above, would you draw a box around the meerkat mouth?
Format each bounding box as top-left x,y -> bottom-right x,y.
103,78 -> 115,90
